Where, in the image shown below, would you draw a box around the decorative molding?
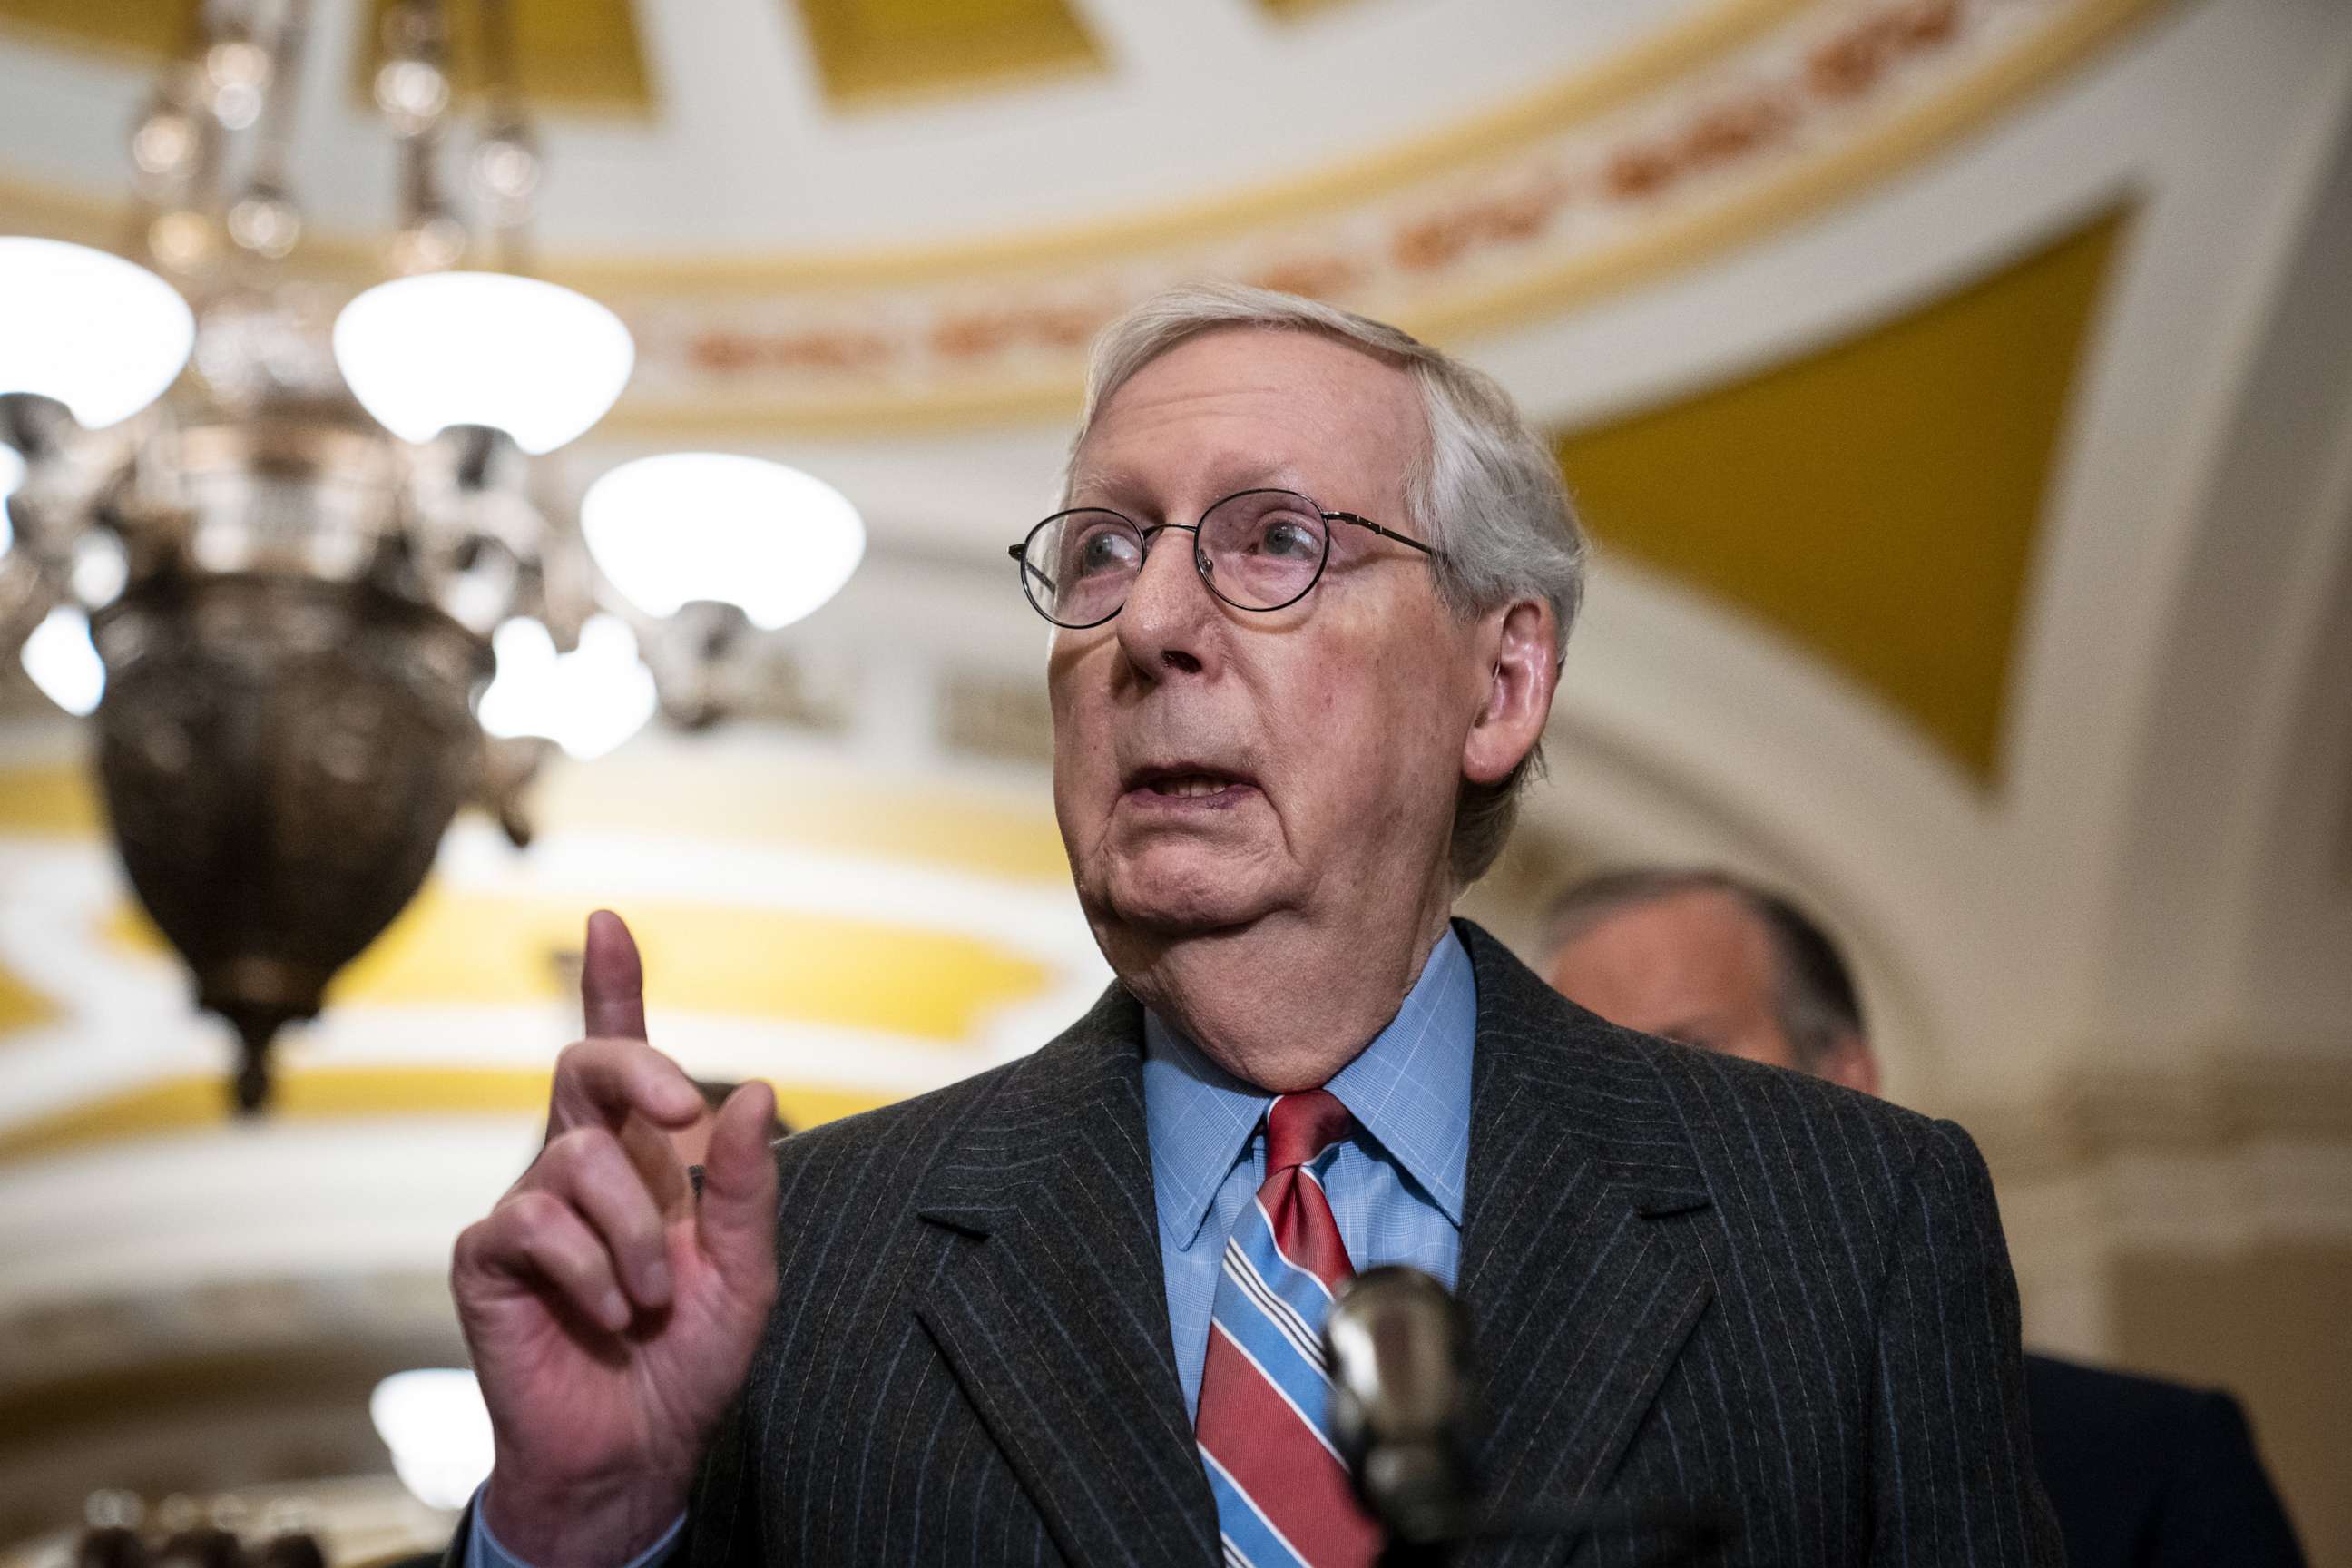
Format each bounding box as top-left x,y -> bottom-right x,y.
583,0 -> 2167,429
1958,1053 -> 2352,1184
0,0 -> 2164,431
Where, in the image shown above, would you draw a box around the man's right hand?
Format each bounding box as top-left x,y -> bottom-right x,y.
453,910 -> 781,1565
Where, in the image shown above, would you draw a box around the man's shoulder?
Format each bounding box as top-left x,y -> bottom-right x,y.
2026,1354 -> 2308,1567
1463,919 -> 1975,1271
1462,917 -> 1960,1179
1598,1017 -> 1973,1212
2025,1352 -> 2259,1455
766,978 -> 1135,1192
767,1053 -> 1021,1178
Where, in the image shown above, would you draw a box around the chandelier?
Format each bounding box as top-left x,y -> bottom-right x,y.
0,0 -> 866,1111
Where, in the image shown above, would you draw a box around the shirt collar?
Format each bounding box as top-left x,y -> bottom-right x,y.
1141,927 -> 1477,1249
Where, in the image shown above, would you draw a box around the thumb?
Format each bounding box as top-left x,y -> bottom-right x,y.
582,908 -> 649,1042
696,1080 -> 779,1291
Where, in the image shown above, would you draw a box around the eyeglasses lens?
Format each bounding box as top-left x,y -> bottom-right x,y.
1022,490 -> 1331,625
1199,490 -> 1328,610
1030,510 -> 1142,625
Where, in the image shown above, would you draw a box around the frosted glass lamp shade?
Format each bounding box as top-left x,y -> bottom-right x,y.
370,1369 -> 493,1513
22,605 -> 103,716
478,613 -> 657,760
0,237 -> 194,428
331,271 -> 633,455
582,453 -> 865,631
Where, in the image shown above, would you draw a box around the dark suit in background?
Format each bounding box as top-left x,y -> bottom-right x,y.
665,926 -> 2061,1565
2027,1353 -> 2307,1568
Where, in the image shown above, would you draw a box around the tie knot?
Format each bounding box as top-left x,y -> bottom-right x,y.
1265,1090 -> 1351,1173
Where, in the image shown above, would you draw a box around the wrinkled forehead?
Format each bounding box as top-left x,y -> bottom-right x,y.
1063,326 -> 1425,510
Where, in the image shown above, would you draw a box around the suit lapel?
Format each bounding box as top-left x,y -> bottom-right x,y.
912,984 -> 1220,1568
1453,924 -> 1716,1566
906,927 -> 1714,1566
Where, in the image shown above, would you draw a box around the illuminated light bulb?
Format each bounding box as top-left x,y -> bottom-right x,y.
227,184 -> 303,260
130,108 -> 201,178
148,210 -> 219,275
0,238 -> 195,428
205,37 -> 271,93
22,605 -> 103,717
71,532 -> 129,608
471,130 -> 542,208
203,38 -> 270,131
582,454 -> 865,632
211,84 -> 261,131
477,613 -> 656,760
387,211 -> 468,276
374,59 -> 450,135
333,272 -> 633,454
370,1369 -> 493,1514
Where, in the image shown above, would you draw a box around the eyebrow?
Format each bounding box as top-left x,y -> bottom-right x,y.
1065,460 -> 1313,514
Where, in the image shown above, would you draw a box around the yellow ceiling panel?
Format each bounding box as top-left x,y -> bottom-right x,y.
0,1064 -> 894,1161
0,761 -> 103,837
1252,0 -> 1369,19
0,961 -> 54,1036
0,0 -> 650,113
356,0 -> 652,116
103,883 -> 1052,1042
789,0 -> 1104,108
0,0 -> 197,61
1555,207 -> 2128,785
0,753 -> 1073,881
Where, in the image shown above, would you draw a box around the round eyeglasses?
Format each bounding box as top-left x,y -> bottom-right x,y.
1007,487 -> 1438,629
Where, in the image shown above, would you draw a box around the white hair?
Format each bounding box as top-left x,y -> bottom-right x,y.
1065,281 -> 1586,884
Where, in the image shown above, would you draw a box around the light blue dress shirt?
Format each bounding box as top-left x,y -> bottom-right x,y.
1142,926 -> 1475,1416
473,926 -> 1476,1564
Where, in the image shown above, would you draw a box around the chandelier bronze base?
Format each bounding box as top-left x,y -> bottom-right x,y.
93,572 -> 491,1112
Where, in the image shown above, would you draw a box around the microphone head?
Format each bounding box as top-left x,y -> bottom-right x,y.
1324,1264 -> 1477,1544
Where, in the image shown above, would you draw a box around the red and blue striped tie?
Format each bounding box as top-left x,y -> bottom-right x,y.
1195,1090 -> 1383,1568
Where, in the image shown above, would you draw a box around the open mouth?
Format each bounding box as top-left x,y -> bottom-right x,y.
1123,765 -> 1258,808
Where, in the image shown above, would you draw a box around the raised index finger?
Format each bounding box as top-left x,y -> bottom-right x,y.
582,909 -> 650,1043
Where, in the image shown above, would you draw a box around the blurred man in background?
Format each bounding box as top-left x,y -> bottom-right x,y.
1542,867 -> 2309,1568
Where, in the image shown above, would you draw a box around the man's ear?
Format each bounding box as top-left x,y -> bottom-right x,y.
1463,597 -> 1558,785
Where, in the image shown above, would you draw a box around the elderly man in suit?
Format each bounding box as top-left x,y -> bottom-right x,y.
1542,867 -> 2308,1568
448,286 -> 2063,1567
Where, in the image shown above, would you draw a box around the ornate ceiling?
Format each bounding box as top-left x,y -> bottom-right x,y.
0,0 -> 1396,113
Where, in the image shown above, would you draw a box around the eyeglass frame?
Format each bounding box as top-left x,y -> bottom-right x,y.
1006,486 -> 1442,629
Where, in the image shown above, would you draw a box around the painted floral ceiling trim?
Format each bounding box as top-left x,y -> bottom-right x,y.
582,0 -> 2158,430
0,0 -> 2161,429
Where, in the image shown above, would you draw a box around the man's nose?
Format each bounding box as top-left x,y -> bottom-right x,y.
1115,527 -> 1213,677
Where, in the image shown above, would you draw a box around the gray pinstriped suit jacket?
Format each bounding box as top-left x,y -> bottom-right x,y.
637,922 -> 2063,1564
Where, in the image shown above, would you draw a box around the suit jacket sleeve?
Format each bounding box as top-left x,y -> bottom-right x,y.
1869,1118 -> 2066,1565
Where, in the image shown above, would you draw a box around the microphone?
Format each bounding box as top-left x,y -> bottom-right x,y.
1326,1267 -> 1736,1567
1323,1265 -> 1478,1548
